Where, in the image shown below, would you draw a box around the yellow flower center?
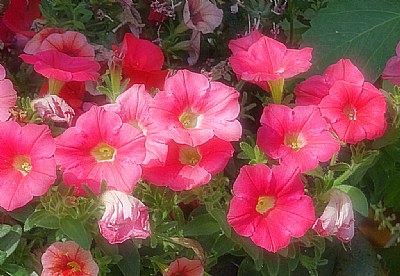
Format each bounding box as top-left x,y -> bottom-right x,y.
91,143 -> 116,162
13,156 -> 32,176
67,261 -> 81,272
179,146 -> 202,166
284,134 -> 305,151
343,105 -> 356,121
179,110 -> 198,129
256,196 -> 275,214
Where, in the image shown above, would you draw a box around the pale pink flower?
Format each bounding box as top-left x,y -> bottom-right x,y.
0,122 -> 56,211
103,84 -> 168,166
143,137 -> 234,191
313,189 -> 355,242
150,70 -> 242,147
0,64 -> 17,121
257,104 -> 340,172
295,59 -> 364,106
32,95 -> 75,126
382,41 -> 400,86
98,190 -> 151,244
164,257 -> 204,276
183,0 -> 223,34
188,30 -> 201,65
55,106 -> 146,194
227,164 -> 315,252
319,81 -> 387,144
41,241 -> 99,276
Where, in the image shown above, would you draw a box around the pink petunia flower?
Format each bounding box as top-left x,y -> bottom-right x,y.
0,122 -> 56,211
103,84 -> 168,166
0,64 -> 17,121
142,137 -> 234,191
121,33 -> 168,91
257,104 -> 340,172
31,95 -> 75,126
3,0 -> 41,37
183,0 -> 223,34
99,190 -> 151,244
55,106 -> 146,194
227,164 -> 315,252
150,70 -> 242,147
295,59 -> 364,106
229,31 -> 312,88
318,81 -> 387,144
382,41 -> 400,86
164,257 -> 204,276
20,50 -> 100,82
313,189 -> 354,242
41,241 -> 99,276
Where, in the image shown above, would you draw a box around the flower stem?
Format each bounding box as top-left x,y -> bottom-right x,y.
268,78 -> 284,104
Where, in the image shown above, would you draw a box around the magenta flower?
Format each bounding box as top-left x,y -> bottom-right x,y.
55,106 -> 146,194
183,0 -> 223,34
41,241 -> 99,276
164,257 -> 204,276
257,104 -> 340,172
104,84 -> 168,166
32,95 -> 75,126
0,64 -> 17,121
227,164 -> 315,252
150,70 -> 242,147
382,41 -> 400,86
313,189 -> 354,242
319,81 -> 387,144
0,122 -> 56,211
98,190 -> 151,244
295,59 -> 364,106
143,137 -> 234,191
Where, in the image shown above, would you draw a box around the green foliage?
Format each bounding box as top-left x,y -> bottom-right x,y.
0,225 -> 22,265
335,185 -> 369,217
302,0 -> 400,82
238,141 -> 268,164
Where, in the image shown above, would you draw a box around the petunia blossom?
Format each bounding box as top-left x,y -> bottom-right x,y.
164,257 -> 204,276
183,0 -> 223,34
313,189 -> 354,242
103,84 -> 168,166
0,122 -> 56,211
143,137 -> 234,191
382,41 -> 400,86
295,59 -> 364,106
0,64 -> 17,121
55,106 -> 146,194
318,81 -> 387,144
98,190 -> 151,244
227,164 -> 315,252
20,50 -> 100,82
150,70 -> 242,147
121,33 -> 168,91
41,241 -> 99,276
3,0 -> 41,37
31,95 -> 75,126
257,104 -> 340,172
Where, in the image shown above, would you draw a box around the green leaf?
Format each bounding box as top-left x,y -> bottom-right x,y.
59,217 -> 91,250
183,213 -> 221,236
302,0 -> 400,82
24,210 -> 59,231
209,208 -> 232,237
335,185 -> 369,217
238,257 -> 263,276
212,235 -> 236,258
117,241 -> 140,276
0,225 -> 21,265
383,172 -> 400,211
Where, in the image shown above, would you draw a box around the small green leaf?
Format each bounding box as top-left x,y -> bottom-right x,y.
329,163 -> 351,172
0,225 -> 22,265
335,185 -> 369,217
117,241 -> 140,276
24,210 -> 59,232
59,217 -> 91,250
184,213 -> 220,236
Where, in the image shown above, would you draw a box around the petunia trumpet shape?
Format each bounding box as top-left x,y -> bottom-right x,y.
150,70 -> 242,147
227,164 -> 315,252
319,81 -> 387,144
98,190 -> 151,244
313,189 -> 355,242
257,104 -> 340,172
41,241 -> 99,276
295,59 -> 364,106
55,106 -> 146,195
183,0 -> 223,34
164,257 -> 204,276
142,137 -> 234,191
0,64 -> 17,121
0,122 -> 56,211
382,41 -> 400,86
3,0 -> 41,37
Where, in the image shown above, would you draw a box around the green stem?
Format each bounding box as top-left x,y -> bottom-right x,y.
333,166 -> 354,187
